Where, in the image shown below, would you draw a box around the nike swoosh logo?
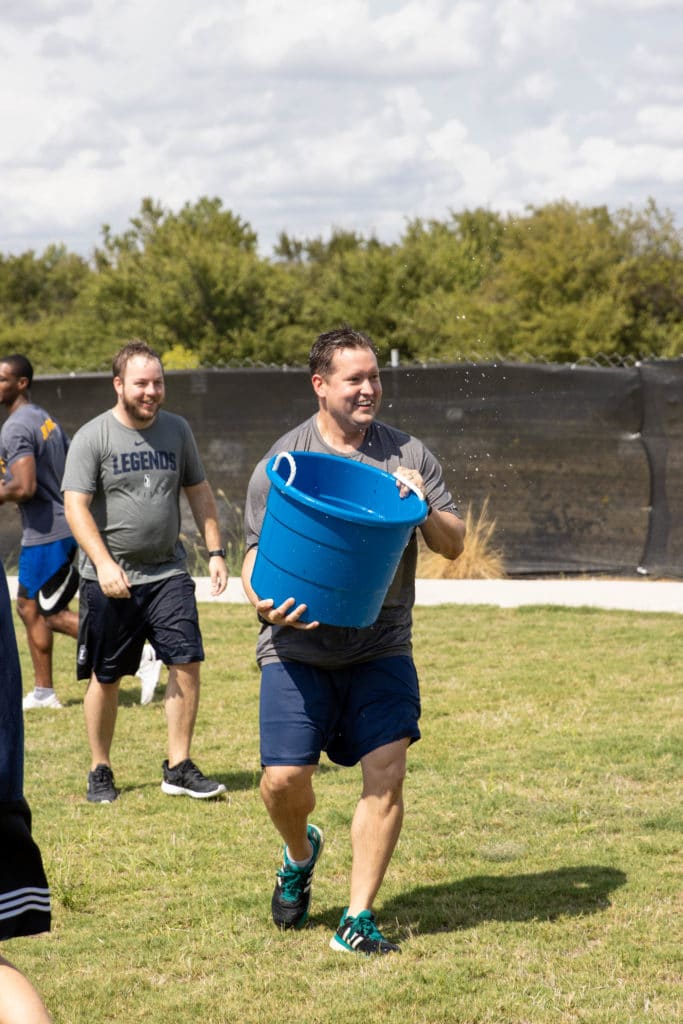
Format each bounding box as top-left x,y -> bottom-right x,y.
38,572 -> 76,612
134,440 -> 146,446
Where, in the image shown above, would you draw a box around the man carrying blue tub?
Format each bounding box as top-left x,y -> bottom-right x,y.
241,326 -> 465,956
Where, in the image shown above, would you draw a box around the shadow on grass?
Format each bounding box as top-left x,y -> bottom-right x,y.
37,689 -> 144,709
117,686 -> 158,708
213,769 -> 261,792
117,769 -> 260,796
377,865 -> 627,935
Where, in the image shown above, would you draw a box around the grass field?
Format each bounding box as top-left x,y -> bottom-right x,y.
8,602 -> 682,1023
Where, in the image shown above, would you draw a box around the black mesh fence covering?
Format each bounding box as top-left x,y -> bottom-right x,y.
1,360 -> 681,577
638,361 -> 683,576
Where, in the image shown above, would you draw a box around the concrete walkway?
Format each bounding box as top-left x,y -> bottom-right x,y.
195,576 -> 683,614
8,576 -> 682,614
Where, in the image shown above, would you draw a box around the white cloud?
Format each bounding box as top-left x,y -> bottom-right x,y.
426,120 -> 508,203
510,120 -> 573,179
637,105 -> 683,143
518,72 -> 557,101
494,0 -> 579,58
0,0 -> 682,255
593,0 -> 680,9
631,43 -> 681,79
0,0 -> 90,28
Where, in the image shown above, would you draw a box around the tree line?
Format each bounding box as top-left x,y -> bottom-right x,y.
1,196 -> 682,372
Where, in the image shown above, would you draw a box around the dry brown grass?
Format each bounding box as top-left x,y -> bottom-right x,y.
417,497 -> 506,579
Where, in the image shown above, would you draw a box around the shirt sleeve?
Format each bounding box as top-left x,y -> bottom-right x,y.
2,418 -> 35,467
415,441 -> 461,518
61,423 -> 100,494
244,459 -> 270,551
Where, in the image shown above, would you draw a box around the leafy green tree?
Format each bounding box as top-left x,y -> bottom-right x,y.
88,197 -> 267,363
471,202 -> 632,362
615,199 -> 683,356
273,229 -> 400,359
0,245 -> 89,321
161,344 -> 201,370
0,245 -> 94,370
2,197 -> 683,371
386,209 -> 506,360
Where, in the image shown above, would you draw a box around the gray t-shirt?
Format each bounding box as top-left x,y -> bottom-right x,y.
244,415 -> 460,668
62,410 -> 205,584
0,403 -> 72,546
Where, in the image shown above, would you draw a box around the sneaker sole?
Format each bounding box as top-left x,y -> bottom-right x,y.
160,781 -> 226,799
329,933 -> 400,955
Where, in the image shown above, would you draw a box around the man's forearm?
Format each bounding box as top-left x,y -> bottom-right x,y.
185,481 -> 223,551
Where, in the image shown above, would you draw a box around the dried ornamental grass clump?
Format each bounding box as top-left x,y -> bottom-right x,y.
417,497 -> 505,579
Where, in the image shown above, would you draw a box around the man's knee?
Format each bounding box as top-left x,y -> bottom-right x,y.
361,741 -> 409,798
16,595 -> 37,625
166,662 -> 200,693
261,764 -> 316,797
45,607 -> 78,637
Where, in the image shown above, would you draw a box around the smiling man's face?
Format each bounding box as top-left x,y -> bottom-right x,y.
114,354 -> 165,429
312,345 -> 382,439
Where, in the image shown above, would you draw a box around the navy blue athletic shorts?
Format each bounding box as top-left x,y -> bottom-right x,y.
260,656 -> 421,767
77,573 -> 204,683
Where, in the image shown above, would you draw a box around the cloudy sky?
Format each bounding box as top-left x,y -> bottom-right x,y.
2,0 -> 682,259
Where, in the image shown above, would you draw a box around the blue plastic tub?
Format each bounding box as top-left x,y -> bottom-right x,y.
251,450 -> 428,627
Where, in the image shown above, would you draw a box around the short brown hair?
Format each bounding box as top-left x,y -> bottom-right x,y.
308,326 -> 377,378
112,340 -> 162,379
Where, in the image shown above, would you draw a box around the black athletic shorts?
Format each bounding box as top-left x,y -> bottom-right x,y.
77,573 -> 204,683
0,799 -> 51,941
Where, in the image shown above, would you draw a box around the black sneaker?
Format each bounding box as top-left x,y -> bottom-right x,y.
330,909 -> 401,955
271,824 -> 324,930
160,758 -> 226,799
87,764 -> 119,803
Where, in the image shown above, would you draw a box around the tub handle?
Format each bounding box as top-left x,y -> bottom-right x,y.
394,471 -> 425,503
273,451 -> 297,486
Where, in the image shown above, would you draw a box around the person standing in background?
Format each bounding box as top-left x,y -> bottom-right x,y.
0,354 -> 163,710
63,340 -> 227,804
0,354 -> 79,710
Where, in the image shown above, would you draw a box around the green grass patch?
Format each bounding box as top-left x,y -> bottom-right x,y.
9,603 -> 682,1023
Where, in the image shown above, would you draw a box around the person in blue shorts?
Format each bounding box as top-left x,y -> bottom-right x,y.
0,354 -> 162,711
62,340 -> 228,804
0,353 -> 80,710
0,556 -> 52,1023
241,326 -> 466,955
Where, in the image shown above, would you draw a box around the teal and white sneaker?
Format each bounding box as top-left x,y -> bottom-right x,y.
330,909 -> 401,955
271,824 -> 324,930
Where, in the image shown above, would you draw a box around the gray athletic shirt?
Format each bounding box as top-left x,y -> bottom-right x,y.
61,410 -> 205,584
0,403 -> 72,546
244,415 -> 460,668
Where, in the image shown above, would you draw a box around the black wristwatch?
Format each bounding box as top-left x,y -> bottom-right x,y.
208,548 -> 226,558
